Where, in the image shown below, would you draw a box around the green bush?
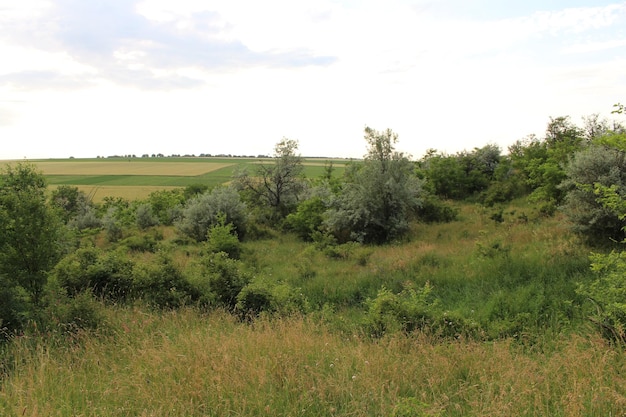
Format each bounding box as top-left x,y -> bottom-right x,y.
53,247 -> 135,302
132,257 -> 199,309
200,252 -> 251,310
366,283 -> 437,337
577,250 -> 626,342
206,214 -> 242,259
42,284 -> 104,334
285,196 -> 326,240
416,195 -> 458,223
236,278 -> 309,319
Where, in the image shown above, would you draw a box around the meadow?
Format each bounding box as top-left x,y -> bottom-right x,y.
1,157 -> 626,416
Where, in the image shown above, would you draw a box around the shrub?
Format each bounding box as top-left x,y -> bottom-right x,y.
102,207 -> 123,242
135,203 -> 159,230
366,283 -> 437,337
53,247 -> 135,302
42,283 -> 104,333
235,278 -> 309,319
416,195 -> 458,223
69,202 -> 101,230
560,145 -> 626,244
200,252 -> 251,310
176,186 -> 248,242
285,196 -> 327,240
132,257 -> 198,309
206,214 -> 242,259
577,250 -> 626,342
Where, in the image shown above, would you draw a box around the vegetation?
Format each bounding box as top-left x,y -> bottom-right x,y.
3,107 -> 626,415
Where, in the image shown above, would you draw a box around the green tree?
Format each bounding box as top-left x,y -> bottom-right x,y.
325,127 -> 424,243
234,138 -> 305,222
50,185 -> 89,223
0,163 -> 61,306
510,117 -> 585,209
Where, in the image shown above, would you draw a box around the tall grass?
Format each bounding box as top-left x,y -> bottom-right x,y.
1,307 -> 625,416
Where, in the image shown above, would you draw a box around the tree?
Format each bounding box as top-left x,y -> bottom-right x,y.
50,185 -> 89,223
560,144 -> 626,244
325,127 -> 424,243
0,163 -> 61,307
234,138 -> 305,222
509,117 -> 586,211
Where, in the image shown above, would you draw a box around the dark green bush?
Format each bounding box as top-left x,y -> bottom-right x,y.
53,247 -> 135,302
200,252 -> 251,310
236,279 -> 309,319
206,215 -> 242,259
132,257 -> 199,309
416,195 -> 458,223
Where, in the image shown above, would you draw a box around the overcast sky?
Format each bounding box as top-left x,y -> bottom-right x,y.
1,0 -> 625,159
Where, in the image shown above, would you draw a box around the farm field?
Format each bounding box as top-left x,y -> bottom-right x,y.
2,157 -> 349,201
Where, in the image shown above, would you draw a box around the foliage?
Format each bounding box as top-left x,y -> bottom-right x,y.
200,252 -> 251,310
53,247 -> 135,302
578,250 -> 626,342
0,163 -> 61,308
102,207 -> 123,242
50,185 -> 90,223
205,213 -> 242,259
41,283 -> 104,333
419,144 -> 501,200
416,194 -> 459,223
284,196 -> 327,240
146,189 -> 185,225
234,138 -> 306,222
235,278 -> 309,318
135,203 -> 160,230
68,201 -> 101,230
367,283 -> 437,337
509,117 -> 585,206
366,282 -> 476,339
325,127 -> 424,243
176,186 -> 248,242
560,144 -> 626,244
132,256 -> 199,309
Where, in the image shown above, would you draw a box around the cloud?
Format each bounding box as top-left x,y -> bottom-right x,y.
0,0 -> 336,91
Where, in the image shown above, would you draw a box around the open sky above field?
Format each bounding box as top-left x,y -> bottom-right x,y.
1,0 -> 626,160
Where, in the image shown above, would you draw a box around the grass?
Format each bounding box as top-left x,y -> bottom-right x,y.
2,308 -> 626,416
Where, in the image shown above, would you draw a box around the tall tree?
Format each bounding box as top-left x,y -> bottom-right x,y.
234,138 -> 305,221
325,127 -> 424,243
0,163 -> 61,306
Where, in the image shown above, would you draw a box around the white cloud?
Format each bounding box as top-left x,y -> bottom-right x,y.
1,1 -> 626,159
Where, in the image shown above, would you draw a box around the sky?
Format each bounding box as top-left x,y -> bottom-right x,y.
1,0 -> 625,160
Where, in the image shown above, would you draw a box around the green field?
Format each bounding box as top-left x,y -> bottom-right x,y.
5,157 -> 349,200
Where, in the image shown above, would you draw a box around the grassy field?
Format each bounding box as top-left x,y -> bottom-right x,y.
3,159 -> 624,416
2,309 -> 625,416
2,157 -> 349,201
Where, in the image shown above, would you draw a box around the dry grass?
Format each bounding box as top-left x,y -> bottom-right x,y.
2,309 -> 626,416
32,161 -> 233,176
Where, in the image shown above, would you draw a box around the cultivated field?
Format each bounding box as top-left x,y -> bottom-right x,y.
1,157 -> 349,201
32,161 -> 234,176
